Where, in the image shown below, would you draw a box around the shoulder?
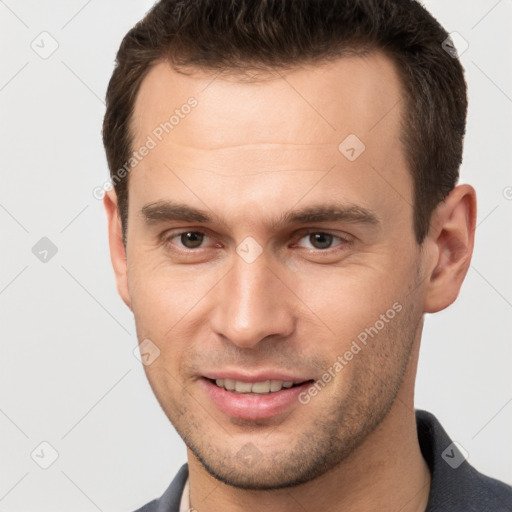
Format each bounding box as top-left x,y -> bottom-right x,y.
131,463 -> 189,512
416,409 -> 512,511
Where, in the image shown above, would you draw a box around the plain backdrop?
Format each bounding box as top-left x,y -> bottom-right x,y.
1,1 -> 511,511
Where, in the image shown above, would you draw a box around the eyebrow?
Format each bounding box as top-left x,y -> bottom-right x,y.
140,200 -> 380,229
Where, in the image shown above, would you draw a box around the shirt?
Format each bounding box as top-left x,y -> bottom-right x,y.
178,477 -> 190,512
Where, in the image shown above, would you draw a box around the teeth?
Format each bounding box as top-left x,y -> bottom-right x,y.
235,381 -> 253,393
270,380 -> 283,392
251,381 -> 271,393
223,379 -> 236,391
214,379 -> 300,393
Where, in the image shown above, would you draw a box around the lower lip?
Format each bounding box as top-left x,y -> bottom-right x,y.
200,378 -> 313,420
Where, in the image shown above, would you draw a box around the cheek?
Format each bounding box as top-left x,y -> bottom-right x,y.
127,255 -> 224,338
292,264 -> 401,343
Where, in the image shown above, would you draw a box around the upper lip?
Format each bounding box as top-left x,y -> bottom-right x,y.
202,370 -> 313,384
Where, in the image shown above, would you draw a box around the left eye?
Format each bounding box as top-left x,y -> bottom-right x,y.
296,232 -> 348,250
169,231 -> 209,249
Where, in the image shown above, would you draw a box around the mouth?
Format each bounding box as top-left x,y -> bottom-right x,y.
200,377 -> 315,420
206,377 -> 312,394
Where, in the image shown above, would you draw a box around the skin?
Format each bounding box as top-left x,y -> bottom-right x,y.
104,52 -> 476,512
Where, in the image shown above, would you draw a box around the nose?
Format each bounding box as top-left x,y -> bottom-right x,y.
210,248 -> 296,348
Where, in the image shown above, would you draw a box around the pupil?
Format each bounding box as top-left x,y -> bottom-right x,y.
181,232 -> 204,248
310,233 -> 332,249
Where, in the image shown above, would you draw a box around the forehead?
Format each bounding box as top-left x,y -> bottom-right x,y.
128,52 -> 412,229
132,52 -> 404,146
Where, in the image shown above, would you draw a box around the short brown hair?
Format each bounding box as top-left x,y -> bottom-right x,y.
102,0 -> 467,245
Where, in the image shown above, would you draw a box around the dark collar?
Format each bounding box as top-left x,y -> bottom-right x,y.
416,409 -> 512,511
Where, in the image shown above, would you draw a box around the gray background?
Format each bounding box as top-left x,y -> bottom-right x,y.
0,1 -> 511,511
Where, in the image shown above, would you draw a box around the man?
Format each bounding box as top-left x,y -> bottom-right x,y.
102,1 -> 512,511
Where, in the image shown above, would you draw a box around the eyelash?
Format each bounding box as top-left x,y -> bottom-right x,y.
161,229 -> 353,252
295,230 -> 353,250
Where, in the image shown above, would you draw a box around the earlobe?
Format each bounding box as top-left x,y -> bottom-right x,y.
103,189 -> 132,311
422,184 -> 477,313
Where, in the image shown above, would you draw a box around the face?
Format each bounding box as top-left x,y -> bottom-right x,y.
110,53 -> 429,489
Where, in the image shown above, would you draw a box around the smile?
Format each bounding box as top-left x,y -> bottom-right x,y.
201,377 -> 315,420
212,378 -> 308,394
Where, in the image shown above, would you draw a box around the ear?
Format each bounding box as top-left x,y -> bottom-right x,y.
422,184 -> 477,313
103,188 -> 132,311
